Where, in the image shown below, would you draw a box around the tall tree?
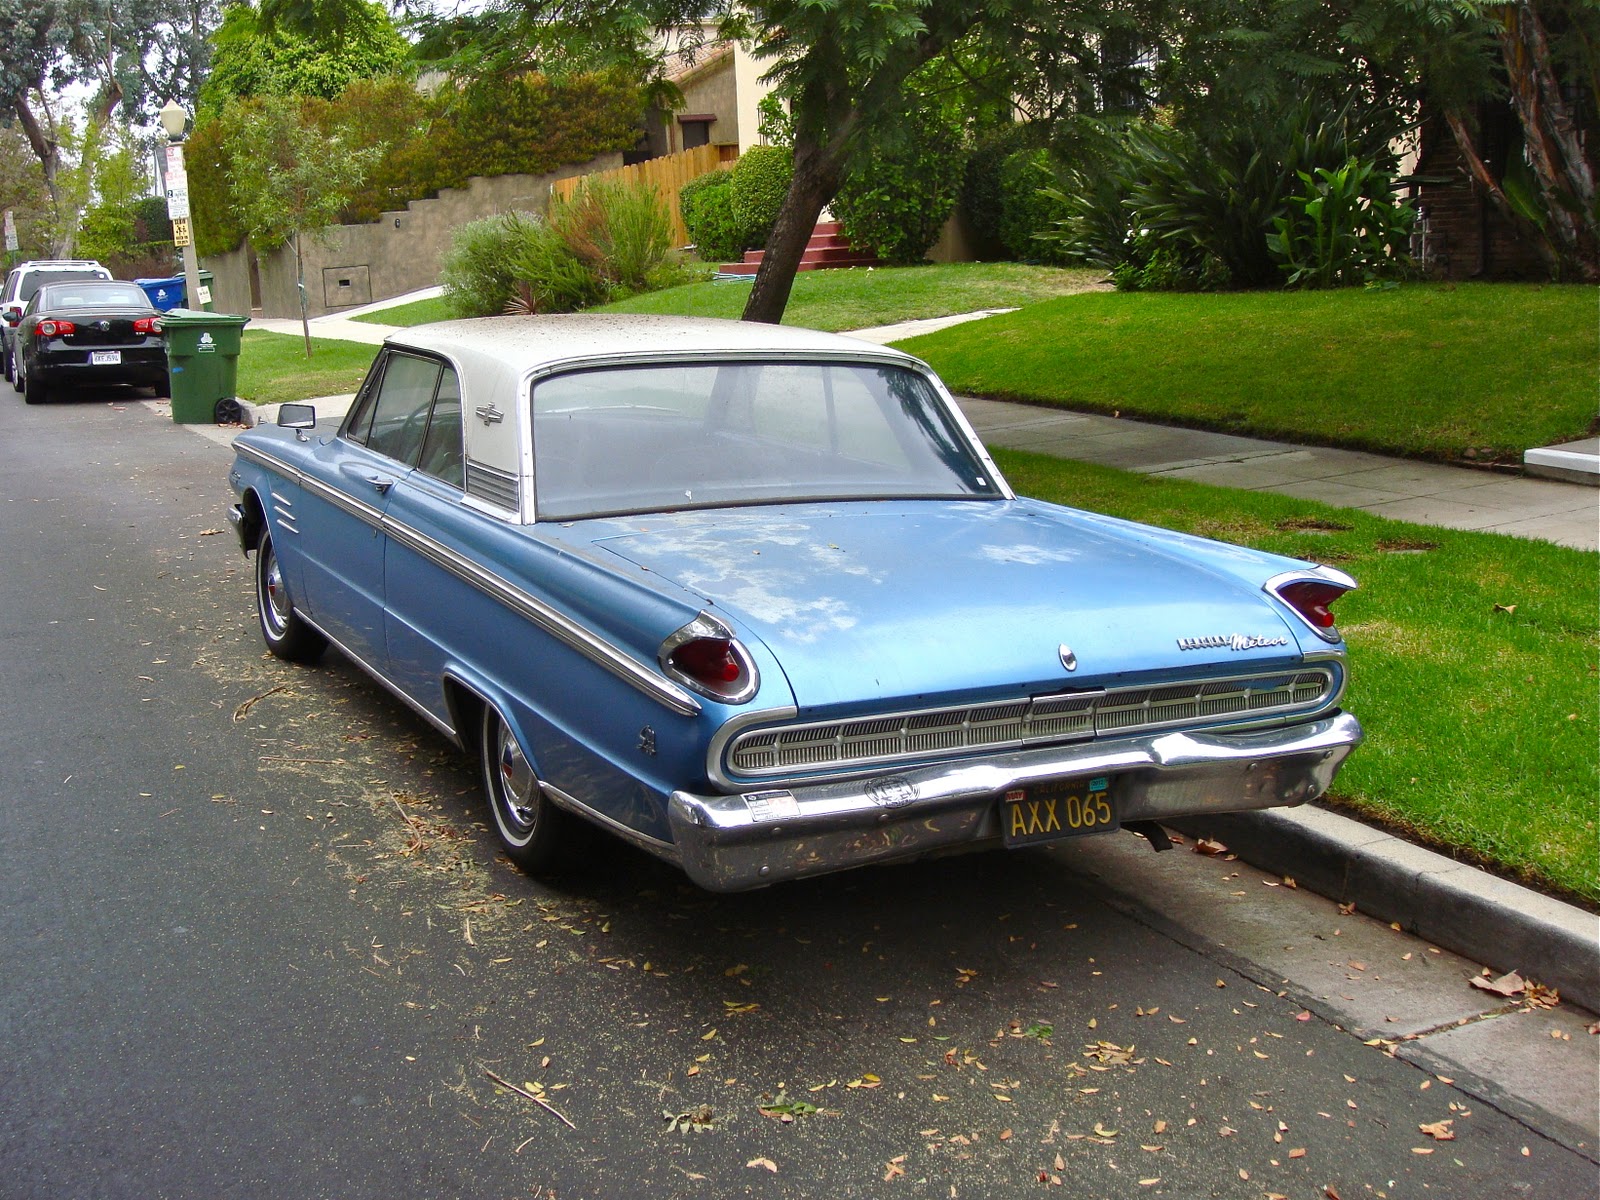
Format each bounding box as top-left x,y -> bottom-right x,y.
0,0 -> 218,254
412,0 -> 1158,322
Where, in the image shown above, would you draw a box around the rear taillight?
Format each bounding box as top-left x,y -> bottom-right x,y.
1272,574 -> 1355,641
135,317 -> 160,335
37,319 -> 75,337
660,618 -> 758,703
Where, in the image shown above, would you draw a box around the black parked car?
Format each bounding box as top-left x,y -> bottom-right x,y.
8,280 -> 167,405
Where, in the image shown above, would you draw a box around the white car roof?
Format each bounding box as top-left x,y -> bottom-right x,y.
384,313 -> 920,375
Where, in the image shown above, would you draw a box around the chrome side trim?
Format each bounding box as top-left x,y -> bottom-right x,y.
379,517 -> 702,717
297,611 -> 458,741
231,442 -> 700,717
541,781 -> 682,864
670,711 -> 1363,891
296,469 -> 384,529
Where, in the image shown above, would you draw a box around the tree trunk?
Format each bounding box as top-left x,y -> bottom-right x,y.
1494,2 -> 1598,281
1442,109 -> 1562,276
295,232 -> 313,357
9,96 -> 67,256
740,134 -> 847,325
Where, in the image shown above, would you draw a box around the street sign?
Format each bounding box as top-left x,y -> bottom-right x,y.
172,216 -> 192,248
3,209 -> 16,253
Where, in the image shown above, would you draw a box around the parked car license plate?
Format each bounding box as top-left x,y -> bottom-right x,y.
1001,776 -> 1118,846
91,350 -> 122,365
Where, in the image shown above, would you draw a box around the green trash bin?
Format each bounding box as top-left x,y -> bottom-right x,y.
162,308 -> 249,423
196,269 -> 215,312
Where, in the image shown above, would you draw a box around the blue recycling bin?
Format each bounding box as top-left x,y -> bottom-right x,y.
134,276 -> 186,312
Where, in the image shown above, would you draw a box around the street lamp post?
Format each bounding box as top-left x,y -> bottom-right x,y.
157,99 -> 203,311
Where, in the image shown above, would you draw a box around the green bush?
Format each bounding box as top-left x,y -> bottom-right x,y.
1040,100 -> 1409,291
443,181 -> 675,317
555,178 -> 673,297
679,170 -> 743,261
960,125 -> 1035,258
997,149 -> 1073,265
191,70 -> 647,256
1267,158 -> 1415,288
440,211 -> 541,316
729,144 -> 793,249
431,70 -> 645,190
831,91 -> 966,265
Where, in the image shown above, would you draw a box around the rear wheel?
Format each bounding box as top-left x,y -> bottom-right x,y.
254,526 -> 325,662
480,704 -> 570,874
19,359 -> 44,404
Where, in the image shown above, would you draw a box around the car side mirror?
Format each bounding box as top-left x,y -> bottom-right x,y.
278,402 -> 317,440
2,311 -> 19,327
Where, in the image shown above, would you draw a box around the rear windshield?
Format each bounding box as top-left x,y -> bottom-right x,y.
38,282 -> 151,310
20,269 -> 108,301
531,359 -> 1000,520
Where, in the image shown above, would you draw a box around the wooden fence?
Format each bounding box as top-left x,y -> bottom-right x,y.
550,142 -> 738,246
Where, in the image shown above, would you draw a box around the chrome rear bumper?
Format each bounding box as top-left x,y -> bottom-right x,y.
668,711 -> 1362,891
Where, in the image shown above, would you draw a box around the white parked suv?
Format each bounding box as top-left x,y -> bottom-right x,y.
2,259 -> 113,382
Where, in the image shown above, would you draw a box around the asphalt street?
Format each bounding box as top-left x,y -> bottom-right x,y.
1,386 -> 1594,1199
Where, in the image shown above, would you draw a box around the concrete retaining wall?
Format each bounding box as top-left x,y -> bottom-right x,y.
203,154 -> 623,320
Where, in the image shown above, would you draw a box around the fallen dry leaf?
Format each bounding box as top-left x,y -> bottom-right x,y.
747,1157 -> 778,1173
1469,970 -> 1525,998
1419,1120 -> 1455,1141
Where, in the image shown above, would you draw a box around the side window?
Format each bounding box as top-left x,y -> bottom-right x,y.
365,353 -> 442,466
417,367 -> 464,487
342,354 -> 387,445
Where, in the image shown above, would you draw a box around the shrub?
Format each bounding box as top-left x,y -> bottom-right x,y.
960,125 -> 1036,258
729,144 -> 793,249
1267,158 -> 1415,287
679,170 -> 743,261
443,181 -> 675,317
996,149 -> 1073,265
1040,99 -> 1409,291
553,178 -> 673,297
440,211 -> 541,316
832,90 -> 966,265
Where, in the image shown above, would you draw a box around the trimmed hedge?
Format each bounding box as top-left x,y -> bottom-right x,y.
190,70 -> 646,257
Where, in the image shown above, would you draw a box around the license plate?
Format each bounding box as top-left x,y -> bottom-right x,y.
91,350 -> 122,365
1001,776 -> 1118,847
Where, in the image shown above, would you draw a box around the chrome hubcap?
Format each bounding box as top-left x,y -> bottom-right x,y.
263,549 -> 289,633
496,725 -> 537,831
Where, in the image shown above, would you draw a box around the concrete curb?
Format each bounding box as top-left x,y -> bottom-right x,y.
1169,805 -> 1600,1013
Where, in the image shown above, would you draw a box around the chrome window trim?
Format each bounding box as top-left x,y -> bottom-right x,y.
714,666 -> 1342,788
235,445 -> 701,717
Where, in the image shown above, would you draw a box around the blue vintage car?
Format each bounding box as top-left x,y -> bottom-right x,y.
227,315 -> 1361,890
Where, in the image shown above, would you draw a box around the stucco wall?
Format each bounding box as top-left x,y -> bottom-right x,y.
204,153 -> 622,319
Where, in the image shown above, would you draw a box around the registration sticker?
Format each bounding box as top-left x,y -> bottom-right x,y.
1001,775 -> 1118,847
91,350 -> 122,365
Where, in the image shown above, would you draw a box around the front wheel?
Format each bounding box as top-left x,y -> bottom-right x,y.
480,704 -> 571,874
254,526 -> 325,662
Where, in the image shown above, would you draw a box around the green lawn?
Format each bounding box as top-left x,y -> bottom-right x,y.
898,283 -> 1598,461
352,295 -> 454,327
235,330 -> 375,406
361,263 -> 1106,332
996,449 -> 1599,905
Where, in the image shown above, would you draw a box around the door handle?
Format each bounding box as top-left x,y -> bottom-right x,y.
366,475 -> 395,494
